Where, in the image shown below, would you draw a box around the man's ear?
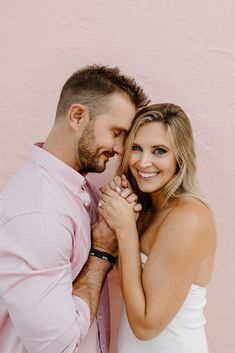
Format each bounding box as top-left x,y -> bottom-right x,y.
67,104 -> 89,131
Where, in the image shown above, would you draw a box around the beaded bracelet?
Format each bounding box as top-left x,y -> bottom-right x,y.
89,248 -> 116,265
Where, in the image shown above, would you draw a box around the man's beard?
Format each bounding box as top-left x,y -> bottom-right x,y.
78,123 -> 114,173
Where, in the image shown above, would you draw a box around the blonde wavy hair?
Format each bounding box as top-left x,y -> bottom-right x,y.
118,103 -> 207,214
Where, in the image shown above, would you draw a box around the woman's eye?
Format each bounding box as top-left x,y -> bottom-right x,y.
154,148 -> 167,155
132,145 -> 142,151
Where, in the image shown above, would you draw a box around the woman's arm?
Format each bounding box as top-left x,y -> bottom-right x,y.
119,202 -> 214,339
99,190 -> 214,340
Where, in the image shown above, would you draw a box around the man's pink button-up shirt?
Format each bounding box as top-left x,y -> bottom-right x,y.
0,144 -> 110,353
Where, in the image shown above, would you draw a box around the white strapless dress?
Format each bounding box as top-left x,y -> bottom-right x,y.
117,253 -> 209,353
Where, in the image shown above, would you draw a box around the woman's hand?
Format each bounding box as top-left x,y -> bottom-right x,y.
98,183 -> 137,236
106,175 -> 142,217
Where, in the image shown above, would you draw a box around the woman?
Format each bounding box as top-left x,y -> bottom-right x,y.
98,103 -> 216,353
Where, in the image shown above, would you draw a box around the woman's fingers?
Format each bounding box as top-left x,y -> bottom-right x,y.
100,184 -> 118,197
120,174 -> 131,189
108,180 -> 117,191
99,192 -> 114,204
125,193 -> 138,203
100,177 -> 142,216
133,203 -> 142,212
120,188 -> 132,198
113,175 -> 122,188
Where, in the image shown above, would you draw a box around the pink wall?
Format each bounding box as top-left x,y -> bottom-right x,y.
0,1 -> 234,352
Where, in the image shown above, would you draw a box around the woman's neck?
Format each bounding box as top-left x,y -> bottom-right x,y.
150,190 -> 166,211
150,191 -> 177,214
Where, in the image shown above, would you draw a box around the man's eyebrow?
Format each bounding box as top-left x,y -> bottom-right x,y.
113,127 -> 129,133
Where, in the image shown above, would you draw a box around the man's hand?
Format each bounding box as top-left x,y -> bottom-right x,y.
92,214 -> 118,257
73,215 -> 116,322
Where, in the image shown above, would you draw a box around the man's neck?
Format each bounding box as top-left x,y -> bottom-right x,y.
43,127 -> 81,172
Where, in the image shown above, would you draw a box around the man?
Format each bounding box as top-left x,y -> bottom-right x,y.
0,65 -> 148,353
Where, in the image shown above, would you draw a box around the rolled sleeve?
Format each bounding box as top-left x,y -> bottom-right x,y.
0,212 -> 90,353
73,296 -> 90,337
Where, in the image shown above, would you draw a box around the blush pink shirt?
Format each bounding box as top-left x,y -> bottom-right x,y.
0,144 -> 110,353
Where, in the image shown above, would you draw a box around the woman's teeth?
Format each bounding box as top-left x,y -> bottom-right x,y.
138,171 -> 159,178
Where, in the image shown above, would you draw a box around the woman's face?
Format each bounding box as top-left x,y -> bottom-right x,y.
128,121 -> 177,194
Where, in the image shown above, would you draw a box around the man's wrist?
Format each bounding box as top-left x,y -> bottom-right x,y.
91,243 -> 118,257
89,248 -> 117,266
72,253 -> 111,321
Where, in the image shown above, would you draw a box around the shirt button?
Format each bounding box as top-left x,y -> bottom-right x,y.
84,201 -> 90,207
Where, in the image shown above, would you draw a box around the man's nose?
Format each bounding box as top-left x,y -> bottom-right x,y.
113,141 -> 124,156
113,136 -> 124,156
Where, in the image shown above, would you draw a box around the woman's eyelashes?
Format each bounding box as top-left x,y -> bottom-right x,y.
132,144 -> 167,155
132,144 -> 142,151
153,147 -> 167,155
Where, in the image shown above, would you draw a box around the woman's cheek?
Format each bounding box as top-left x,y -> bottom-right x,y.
128,154 -> 139,168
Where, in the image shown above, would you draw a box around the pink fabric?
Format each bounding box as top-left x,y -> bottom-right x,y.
0,144 -> 110,353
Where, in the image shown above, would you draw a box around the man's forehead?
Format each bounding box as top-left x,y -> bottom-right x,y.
112,124 -> 130,133
113,115 -> 135,132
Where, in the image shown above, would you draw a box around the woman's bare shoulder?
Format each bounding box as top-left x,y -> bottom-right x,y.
173,196 -> 213,220
158,196 -> 216,241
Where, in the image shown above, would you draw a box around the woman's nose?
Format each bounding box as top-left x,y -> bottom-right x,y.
138,154 -> 152,168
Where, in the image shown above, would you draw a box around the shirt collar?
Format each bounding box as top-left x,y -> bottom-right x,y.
31,143 -> 87,194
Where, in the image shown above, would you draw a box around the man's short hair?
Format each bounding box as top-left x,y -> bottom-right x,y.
55,65 -> 149,119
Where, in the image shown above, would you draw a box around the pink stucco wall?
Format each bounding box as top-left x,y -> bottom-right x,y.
0,1 -> 234,352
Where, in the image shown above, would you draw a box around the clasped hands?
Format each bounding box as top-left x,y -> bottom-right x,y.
92,175 -> 141,257
99,175 -> 142,213
98,174 -> 141,233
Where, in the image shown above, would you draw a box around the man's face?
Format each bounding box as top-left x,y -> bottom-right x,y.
77,93 -> 136,173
